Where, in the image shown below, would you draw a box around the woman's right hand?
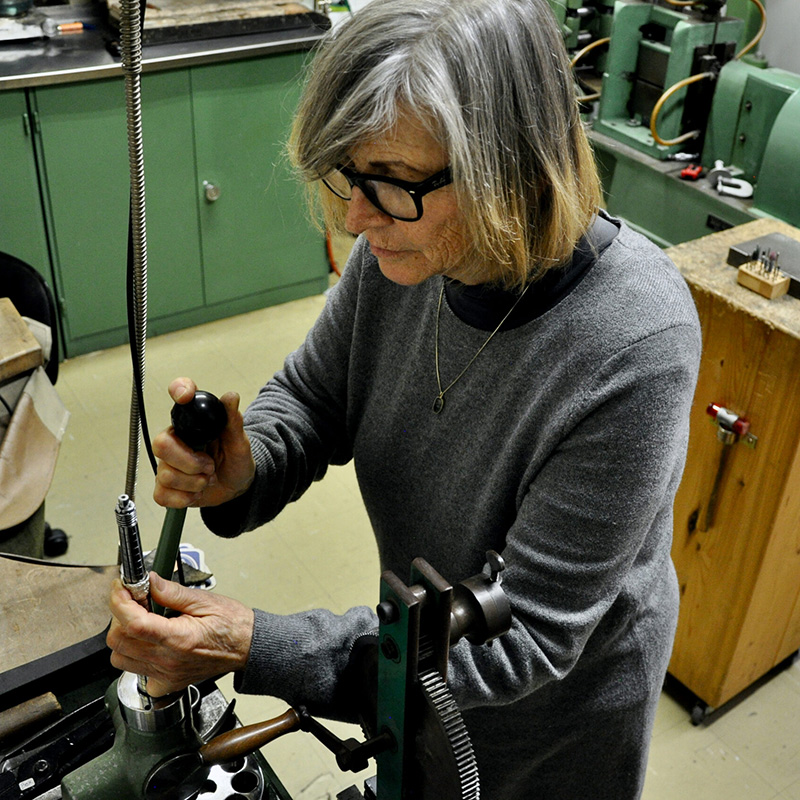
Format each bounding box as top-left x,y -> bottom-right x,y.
153,377 -> 256,508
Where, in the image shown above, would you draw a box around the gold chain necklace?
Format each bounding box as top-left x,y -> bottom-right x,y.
433,280 -> 532,414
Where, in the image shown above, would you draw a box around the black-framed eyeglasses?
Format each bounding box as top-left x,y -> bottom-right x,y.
321,164 -> 453,222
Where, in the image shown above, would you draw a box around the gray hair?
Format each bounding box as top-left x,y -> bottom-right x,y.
289,0 -> 602,288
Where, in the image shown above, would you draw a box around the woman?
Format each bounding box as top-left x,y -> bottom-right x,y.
107,1 -> 701,797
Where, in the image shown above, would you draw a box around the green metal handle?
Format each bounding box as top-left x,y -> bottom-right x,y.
151,389 -> 228,615
149,390 -> 226,615
150,506 -> 187,615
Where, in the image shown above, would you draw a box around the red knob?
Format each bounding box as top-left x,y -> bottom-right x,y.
706,403 -> 749,436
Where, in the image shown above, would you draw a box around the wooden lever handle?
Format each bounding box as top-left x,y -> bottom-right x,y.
0,692 -> 61,745
199,708 -> 301,765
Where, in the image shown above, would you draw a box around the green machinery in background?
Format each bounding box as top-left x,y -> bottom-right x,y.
548,0 -> 800,246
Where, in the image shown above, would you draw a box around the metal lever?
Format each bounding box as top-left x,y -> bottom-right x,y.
294,706 -> 394,773
200,705 -> 392,773
151,390 -> 227,614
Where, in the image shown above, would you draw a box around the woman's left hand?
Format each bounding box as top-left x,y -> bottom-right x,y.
107,572 -> 255,697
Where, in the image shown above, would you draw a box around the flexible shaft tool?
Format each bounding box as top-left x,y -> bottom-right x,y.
115,493 -> 151,697
115,493 -> 150,608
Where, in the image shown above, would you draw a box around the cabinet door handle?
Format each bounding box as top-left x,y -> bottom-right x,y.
203,181 -> 221,203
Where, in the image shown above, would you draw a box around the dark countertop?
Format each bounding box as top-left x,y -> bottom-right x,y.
0,2 -> 329,90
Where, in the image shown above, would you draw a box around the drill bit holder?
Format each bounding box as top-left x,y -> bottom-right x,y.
737,259 -> 791,300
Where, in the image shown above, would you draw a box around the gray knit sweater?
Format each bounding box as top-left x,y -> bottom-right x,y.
203,220 -> 701,799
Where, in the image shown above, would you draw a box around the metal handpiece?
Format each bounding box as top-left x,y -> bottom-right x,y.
116,493 -> 152,698
116,494 -> 150,608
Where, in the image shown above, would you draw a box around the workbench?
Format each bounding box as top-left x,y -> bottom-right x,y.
665,219 -> 800,719
0,2 -> 330,357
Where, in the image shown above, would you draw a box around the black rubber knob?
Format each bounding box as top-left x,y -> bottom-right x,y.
170,390 -> 228,451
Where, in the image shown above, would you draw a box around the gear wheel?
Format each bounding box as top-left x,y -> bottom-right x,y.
410,669 -> 480,800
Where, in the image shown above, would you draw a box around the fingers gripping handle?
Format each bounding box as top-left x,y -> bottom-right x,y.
151,390 -> 227,613
170,390 -> 229,451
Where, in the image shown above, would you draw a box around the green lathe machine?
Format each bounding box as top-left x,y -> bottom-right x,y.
549,0 -> 800,247
1,531 -> 511,800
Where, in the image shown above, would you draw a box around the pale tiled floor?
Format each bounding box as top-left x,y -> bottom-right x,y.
43,289 -> 800,800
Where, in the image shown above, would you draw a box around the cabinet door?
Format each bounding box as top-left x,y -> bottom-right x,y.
34,71 -> 203,356
0,90 -> 52,286
191,52 -> 328,305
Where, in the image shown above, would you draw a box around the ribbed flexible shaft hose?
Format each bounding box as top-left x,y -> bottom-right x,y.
120,0 -> 148,500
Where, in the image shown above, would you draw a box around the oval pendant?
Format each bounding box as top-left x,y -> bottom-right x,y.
432,395 -> 445,414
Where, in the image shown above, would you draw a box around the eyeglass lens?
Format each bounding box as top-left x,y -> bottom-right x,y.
324,169 -> 420,221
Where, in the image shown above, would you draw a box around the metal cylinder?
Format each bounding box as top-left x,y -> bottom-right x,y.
117,672 -> 194,732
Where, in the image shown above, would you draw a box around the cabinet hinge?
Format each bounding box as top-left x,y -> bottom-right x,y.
23,110 -> 42,136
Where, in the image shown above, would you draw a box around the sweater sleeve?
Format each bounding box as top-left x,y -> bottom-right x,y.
201,238 -> 368,537
445,320 -> 700,709
200,239 -> 382,715
233,606 -> 378,717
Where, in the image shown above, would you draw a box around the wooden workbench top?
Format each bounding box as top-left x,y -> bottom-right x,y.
107,0 -> 311,29
666,219 -> 800,338
0,557 -> 116,678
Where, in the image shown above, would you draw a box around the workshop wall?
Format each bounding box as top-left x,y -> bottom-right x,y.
756,0 -> 800,73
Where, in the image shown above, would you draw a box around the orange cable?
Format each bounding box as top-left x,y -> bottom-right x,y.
649,71 -> 715,147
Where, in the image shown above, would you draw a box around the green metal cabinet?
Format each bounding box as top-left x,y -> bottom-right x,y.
191,53 -> 324,307
34,70 -> 204,354
28,50 -> 327,357
0,90 -> 52,289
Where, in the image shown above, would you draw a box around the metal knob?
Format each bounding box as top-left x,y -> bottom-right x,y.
203,181 -> 221,203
